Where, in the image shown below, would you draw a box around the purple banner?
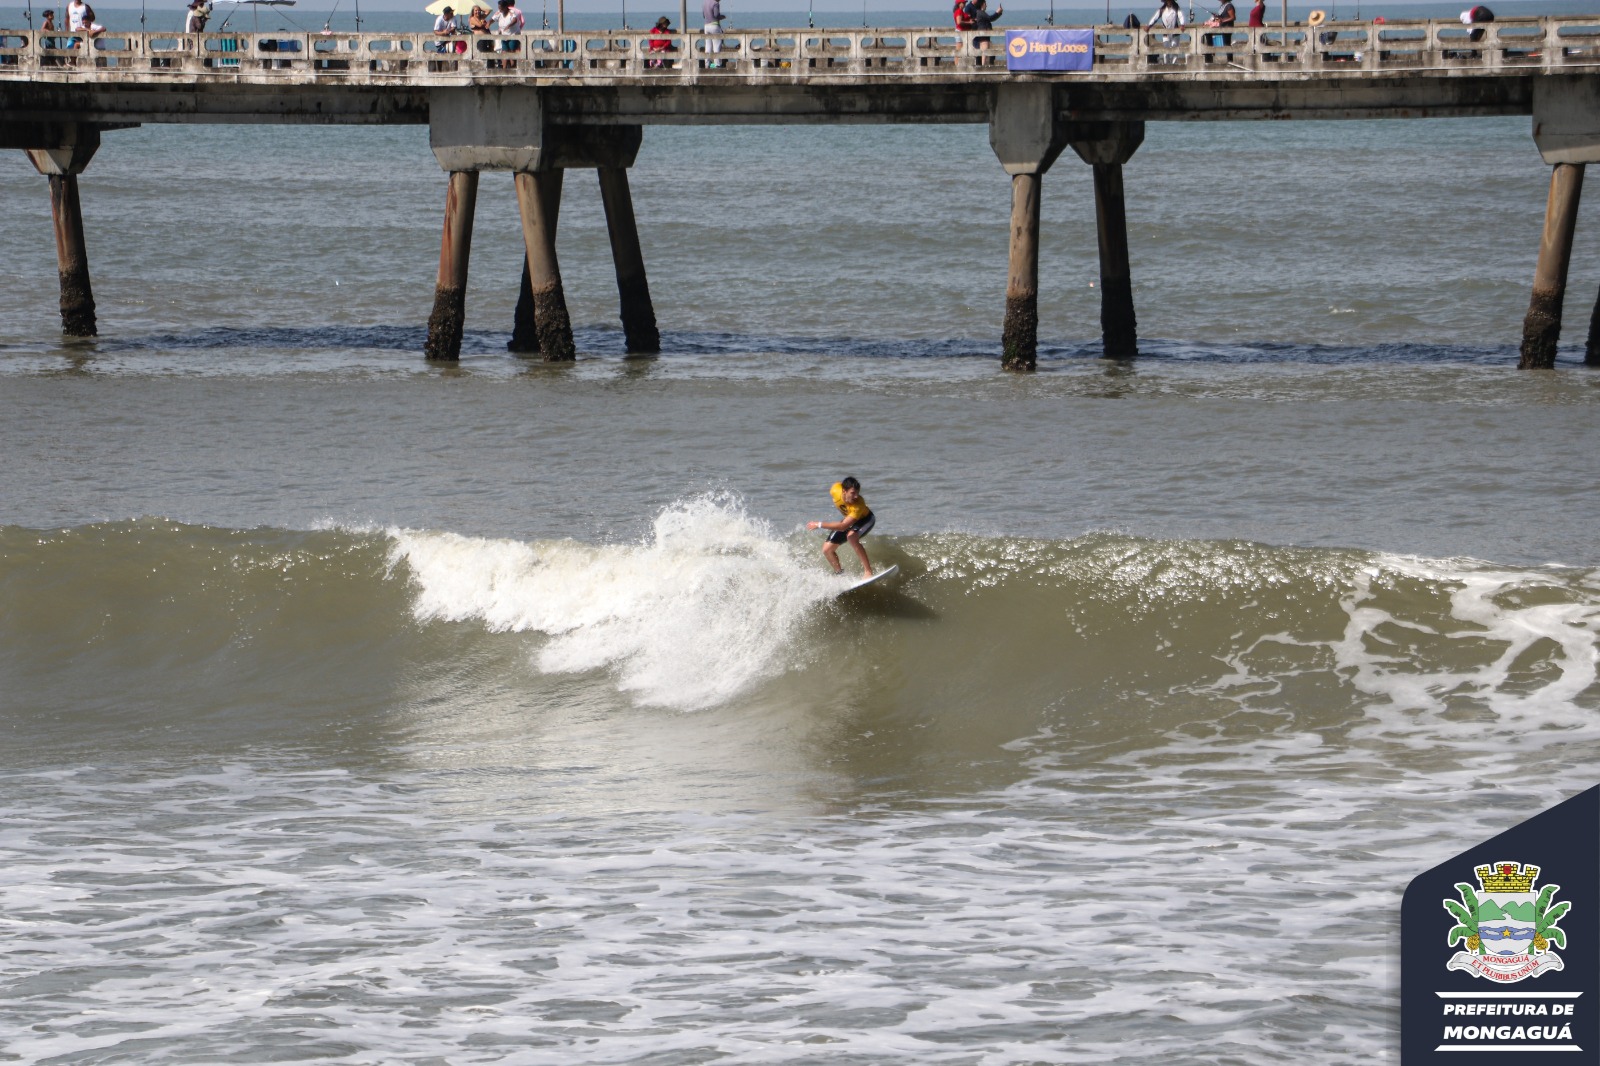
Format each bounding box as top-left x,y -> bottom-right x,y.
1004,29 -> 1094,71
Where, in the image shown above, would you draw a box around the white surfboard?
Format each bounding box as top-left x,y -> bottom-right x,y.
838,563 -> 899,595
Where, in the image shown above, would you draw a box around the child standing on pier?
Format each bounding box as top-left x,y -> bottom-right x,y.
807,477 -> 876,577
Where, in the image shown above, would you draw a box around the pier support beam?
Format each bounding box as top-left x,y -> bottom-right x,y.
1587,285 -> 1600,367
25,127 -> 103,338
598,165 -> 661,355
514,170 -> 575,361
989,84 -> 1070,371
1518,163 -> 1584,370
1071,124 -> 1145,359
1525,77 -> 1600,368
1002,173 -> 1044,371
508,170 -> 562,354
424,170 -> 479,361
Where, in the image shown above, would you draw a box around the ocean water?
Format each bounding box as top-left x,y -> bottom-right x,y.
3,68 -> 1600,1065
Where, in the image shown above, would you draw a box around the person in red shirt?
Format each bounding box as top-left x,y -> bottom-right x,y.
1247,0 -> 1265,25
647,16 -> 675,66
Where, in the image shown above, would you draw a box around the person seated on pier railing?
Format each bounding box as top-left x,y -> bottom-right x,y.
647,16 -> 676,66
1149,0 -> 1185,61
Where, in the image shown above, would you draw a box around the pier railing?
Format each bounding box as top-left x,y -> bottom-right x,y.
1,16 -> 1598,80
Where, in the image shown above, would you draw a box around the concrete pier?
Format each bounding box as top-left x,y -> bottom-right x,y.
1518,163 -> 1583,369
1072,123 -> 1144,359
24,128 -> 102,337
989,85 -> 1069,371
509,170 -> 563,354
6,21 -> 1600,367
514,170 -> 575,361
424,170 -> 480,361
597,166 -> 661,355
1002,173 -> 1043,371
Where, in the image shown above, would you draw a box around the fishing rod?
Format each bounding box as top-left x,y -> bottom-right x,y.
806,0 -> 813,28
321,0 -> 340,33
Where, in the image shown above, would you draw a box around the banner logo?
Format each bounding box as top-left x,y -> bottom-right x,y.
1003,29 -> 1094,72
1444,862 -> 1569,983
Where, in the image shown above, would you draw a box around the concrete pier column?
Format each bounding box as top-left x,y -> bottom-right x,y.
424,170 -> 480,361
508,170 -> 563,354
597,165 -> 661,355
1071,123 -> 1145,359
1518,163 -> 1584,369
1091,164 -> 1136,357
514,170 -> 575,361
25,128 -> 103,338
988,84 -> 1070,371
1586,285 -> 1600,367
1002,173 -> 1043,371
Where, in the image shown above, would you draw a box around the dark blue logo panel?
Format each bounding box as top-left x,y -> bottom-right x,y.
1004,29 -> 1094,72
1402,786 -> 1598,1062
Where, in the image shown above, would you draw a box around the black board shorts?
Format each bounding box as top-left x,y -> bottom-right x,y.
826,513 -> 875,544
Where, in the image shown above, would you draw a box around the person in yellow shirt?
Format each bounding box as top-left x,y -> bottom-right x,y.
806,476 -> 875,577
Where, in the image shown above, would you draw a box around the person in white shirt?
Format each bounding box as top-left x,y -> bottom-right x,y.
67,0 -> 106,38
494,0 -> 524,34
1149,0 -> 1184,62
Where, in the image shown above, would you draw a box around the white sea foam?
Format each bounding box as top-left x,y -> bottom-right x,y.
387,494 -> 840,710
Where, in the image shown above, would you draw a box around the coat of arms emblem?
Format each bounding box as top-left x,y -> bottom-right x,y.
1444,861 -> 1569,982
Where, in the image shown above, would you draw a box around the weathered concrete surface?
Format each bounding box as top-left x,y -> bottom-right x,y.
514,170 -> 575,360
1519,162 -> 1584,369
1072,123 -> 1143,359
0,72 -> 1544,130
429,86 -> 644,171
1001,172 -> 1042,371
989,83 -> 1069,176
40,173 -> 97,336
24,127 -> 101,336
0,82 -> 430,125
424,170 -> 479,360
509,169 -> 563,354
1532,77 -> 1600,165
597,166 -> 661,354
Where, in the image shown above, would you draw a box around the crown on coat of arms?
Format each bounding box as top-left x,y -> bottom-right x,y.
1474,862 -> 1540,894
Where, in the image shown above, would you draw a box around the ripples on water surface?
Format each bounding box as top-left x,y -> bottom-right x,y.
2,64 -> 1599,1064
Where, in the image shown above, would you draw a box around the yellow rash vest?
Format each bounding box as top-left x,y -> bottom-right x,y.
831,482 -> 872,523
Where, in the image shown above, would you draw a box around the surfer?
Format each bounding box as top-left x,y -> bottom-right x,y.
806,477 -> 875,577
